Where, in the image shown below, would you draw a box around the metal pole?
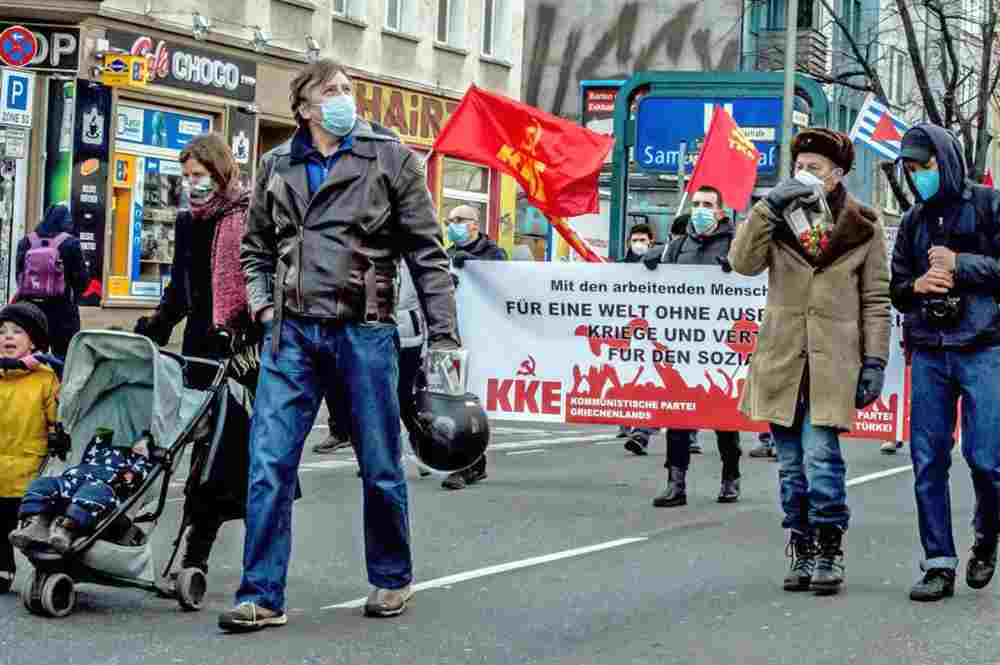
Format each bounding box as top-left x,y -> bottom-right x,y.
779,0 -> 799,180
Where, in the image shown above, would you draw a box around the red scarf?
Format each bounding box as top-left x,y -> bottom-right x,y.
190,183 -> 251,333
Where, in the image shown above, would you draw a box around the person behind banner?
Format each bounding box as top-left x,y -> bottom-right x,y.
443,204 -> 505,491
891,124 -> 1000,602
643,186 -> 741,505
728,128 -> 891,596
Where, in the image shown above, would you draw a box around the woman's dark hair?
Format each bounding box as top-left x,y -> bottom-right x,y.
289,58 -> 351,125
180,133 -> 240,191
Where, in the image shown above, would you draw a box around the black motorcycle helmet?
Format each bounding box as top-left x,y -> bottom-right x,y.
410,388 -> 490,473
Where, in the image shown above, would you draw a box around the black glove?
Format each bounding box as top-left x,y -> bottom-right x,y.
451,272 -> 460,288
0,358 -> 25,371
134,314 -> 171,347
855,357 -> 886,409
765,178 -> 817,214
451,251 -> 475,269
716,256 -> 733,273
642,247 -> 663,271
205,327 -> 233,358
48,424 -> 71,461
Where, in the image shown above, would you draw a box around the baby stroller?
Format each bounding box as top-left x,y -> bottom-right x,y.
14,330 -> 248,618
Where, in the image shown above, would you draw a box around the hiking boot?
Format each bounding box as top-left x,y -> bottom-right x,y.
442,472 -> 467,490
783,532 -> 816,591
910,568 -> 955,602
218,602 -> 288,632
749,440 -> 776,459
967,538 -> 998,590
8,514 -> 52,550
624,434 -> 649,456
312,431 -> 351,454
364,585 -> 414,617
48,517 -> 79,554
811,526 -> 845,595
880,440 -> 903,455
652,468 -> 687,507
717,478 -> 740,503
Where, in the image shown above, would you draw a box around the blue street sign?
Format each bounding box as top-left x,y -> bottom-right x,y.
635,97 -> 783,175
0,69 -> 34,126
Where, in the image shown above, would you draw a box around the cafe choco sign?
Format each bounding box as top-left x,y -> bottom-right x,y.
354,79 -> 459,147
107,30 -> 257,102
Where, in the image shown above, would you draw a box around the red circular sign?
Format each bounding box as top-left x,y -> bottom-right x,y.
0,25 -> 38,68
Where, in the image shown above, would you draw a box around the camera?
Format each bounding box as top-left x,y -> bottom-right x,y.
922,296 -> 964,328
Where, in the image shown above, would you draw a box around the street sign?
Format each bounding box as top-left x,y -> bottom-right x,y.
0,25 -> 38,68
101,53 -> 147,88
0,68 -> 34,127
635,97 -> 783,174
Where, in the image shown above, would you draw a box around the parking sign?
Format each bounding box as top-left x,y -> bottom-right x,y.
0,68 -> 34,127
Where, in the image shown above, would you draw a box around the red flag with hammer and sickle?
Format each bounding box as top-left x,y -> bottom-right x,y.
685,105 -> 761,211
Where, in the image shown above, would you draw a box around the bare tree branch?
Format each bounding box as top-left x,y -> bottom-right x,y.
895,0 -> 944,125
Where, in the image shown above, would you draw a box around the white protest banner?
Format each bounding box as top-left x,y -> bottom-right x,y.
456,262 -> 904,441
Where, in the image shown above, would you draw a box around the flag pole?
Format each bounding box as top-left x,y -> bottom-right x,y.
778,0 -> 799,180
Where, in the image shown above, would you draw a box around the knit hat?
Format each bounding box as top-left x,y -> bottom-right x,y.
0,302 -> 50,352
791,128 -> 855,173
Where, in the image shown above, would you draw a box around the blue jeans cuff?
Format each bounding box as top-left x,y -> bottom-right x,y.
922,557 -> 959,571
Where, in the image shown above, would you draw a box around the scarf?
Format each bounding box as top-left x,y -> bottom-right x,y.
191,183 -> 252,334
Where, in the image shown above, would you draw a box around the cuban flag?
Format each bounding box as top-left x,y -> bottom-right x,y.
849,94 -> 911,161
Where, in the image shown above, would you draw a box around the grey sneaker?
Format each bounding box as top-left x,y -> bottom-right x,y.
881,440 -> 903,455
313,431 -> 352,454
748,441 -> 776,459
364,585 -> 414,617
8,514 -> 52,550
218,602 -> 288,632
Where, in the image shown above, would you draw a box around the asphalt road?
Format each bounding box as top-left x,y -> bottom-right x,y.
2,422 -> 997,665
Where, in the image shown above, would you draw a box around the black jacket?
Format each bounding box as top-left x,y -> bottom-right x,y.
448,234 -> 508,262
890,123 -> 1000,349
663,217 -> 734,266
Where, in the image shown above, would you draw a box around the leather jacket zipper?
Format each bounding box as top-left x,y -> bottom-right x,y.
297,223 -> 306,311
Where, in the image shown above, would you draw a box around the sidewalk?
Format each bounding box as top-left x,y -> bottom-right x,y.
79,306 -> 185,352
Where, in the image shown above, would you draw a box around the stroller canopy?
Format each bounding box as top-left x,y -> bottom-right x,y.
58,331 -> 211,451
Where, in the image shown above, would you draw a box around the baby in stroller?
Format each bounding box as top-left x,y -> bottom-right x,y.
10,428 -> 157,554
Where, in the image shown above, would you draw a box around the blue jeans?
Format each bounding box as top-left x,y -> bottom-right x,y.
910,346 -> 1000,570
770,404 -> 849,535
236,314 -> 410,612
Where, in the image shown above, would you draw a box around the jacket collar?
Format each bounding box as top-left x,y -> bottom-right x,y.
774,186 -> 878,268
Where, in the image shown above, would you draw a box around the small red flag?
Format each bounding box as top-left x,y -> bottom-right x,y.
984,170 -> 994,188
432,85 -> 614,218
685,106 -> 761,211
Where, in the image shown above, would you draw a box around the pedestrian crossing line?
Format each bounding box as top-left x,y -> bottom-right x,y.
321,536 -> 649,610
301,460 -> 357,471
845,464 -> 911,486
490,433 -> 616,451
506,449 -> 546,456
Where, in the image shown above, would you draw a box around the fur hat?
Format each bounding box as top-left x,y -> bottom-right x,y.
791,128 -> 855,173
0,302 -> 50,352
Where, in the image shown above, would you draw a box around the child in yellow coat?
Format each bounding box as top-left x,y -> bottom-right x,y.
0,302 -> 59,594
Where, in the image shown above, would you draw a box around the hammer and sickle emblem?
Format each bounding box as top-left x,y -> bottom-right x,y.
517,355 -> 537,377
520,120 -> 543,156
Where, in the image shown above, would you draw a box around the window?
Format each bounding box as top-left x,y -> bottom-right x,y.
442,158 -> 489,233
385,0 -> 405,31
333,0 -> 365,20
763,0 -> 815,29
437,0 -> 464,45
882,168 -> 901,214
482,0 -> 510,60
841,0 -> 862,37
838,104 -> 849,133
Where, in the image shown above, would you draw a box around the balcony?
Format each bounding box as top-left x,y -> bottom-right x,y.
754,28 -> 828,79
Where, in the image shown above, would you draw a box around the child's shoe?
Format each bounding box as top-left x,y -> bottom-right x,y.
48,517 -> 79,554
8,514 -> 53,550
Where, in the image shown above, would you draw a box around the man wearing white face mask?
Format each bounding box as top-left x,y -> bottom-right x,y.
729,128 -> 890,597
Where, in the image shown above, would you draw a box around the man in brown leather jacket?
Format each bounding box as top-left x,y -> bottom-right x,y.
219,59 -> 459,632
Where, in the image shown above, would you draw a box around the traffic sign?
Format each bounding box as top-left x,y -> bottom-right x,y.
0,68 -> 34,127
0,25 -> 38,68
635,97 -> 783,175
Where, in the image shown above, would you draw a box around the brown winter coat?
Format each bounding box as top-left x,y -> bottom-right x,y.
728,187 -> 891,430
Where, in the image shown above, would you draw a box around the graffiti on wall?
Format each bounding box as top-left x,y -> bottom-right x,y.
524,1 -> 742,118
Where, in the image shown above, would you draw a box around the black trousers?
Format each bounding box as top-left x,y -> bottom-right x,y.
0,498 -> 21,574
666,430 -> 741,479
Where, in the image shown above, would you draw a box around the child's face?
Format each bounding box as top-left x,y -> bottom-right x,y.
0,322 -> 34,359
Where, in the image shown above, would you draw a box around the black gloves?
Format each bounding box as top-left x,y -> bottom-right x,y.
48,424 -> 71,461
451,251 -> 475,269
134,314 -> 172,347
855,357 -> 886,409
642,247 -> 663,271
765,178 -> 817,214
716,256 -> 733,273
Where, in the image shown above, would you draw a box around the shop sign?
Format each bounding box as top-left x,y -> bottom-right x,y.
113,154 -> 136,188
116,104 -> 210,152
227,105 -> 256,187
354,79 -> 459,147
0,126 -> 28,159
0,69 -> 34,127
100,53 -> 147,88
0,23 -> 79,73
107,30 -> 257,102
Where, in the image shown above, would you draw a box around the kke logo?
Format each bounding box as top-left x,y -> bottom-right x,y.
486,358 -> 562,417
516,355 -> 536,377
496,118 -> 548,203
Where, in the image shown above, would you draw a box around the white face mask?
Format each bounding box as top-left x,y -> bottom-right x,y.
631,241 -> 650,256
794,170 -> 825,189
183,175 -> 217,204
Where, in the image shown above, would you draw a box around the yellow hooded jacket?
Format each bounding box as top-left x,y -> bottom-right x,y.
0,365 -> 58,498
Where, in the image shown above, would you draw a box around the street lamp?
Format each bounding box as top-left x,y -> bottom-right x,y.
192,13 -> 211,41
306,35 -> 321,62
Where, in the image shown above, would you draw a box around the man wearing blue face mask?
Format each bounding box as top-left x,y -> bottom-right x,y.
224,59 -> 460,631
644,186 -> 742,505
891,124 -> 1000,602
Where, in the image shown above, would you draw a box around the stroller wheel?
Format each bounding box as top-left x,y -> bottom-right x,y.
176,568 -> 207,611
40,573 -> 76,618
22,571 -> 46,615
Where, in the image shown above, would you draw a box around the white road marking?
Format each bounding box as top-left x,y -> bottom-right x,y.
846,464 -> 912,486
490,434 -> 615,451
321,536 -> 649,610
506,449 -> 545,456
301,460 -> 357,471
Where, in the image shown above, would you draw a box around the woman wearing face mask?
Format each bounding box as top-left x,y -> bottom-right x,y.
133,132 -> 256,576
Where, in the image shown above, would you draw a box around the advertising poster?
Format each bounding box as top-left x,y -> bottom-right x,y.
456,262 -> 905,441
71,80 -> 112,305
43,78 -> 74,210
227,105 -> 256,189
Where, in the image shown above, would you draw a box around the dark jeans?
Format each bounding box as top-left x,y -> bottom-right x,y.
237,314 -> 410,612
666,429 -> 740,479
771,403 -> 849,535
398,345 -> 422,438
910,346 -> 1000,570
20,475 -> 117,531
0,498 -> 20,574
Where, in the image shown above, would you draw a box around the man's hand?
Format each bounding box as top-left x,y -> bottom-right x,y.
716,256 -> 733,273
451,251 -> 475,269
765,178 -> 816,214
928,246 -> 957,273
914,268 -> 954,295
258,307 -> 275,324
642,247 -> 662,271
855,357 -> 886,409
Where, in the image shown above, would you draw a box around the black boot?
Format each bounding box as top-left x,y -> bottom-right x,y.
910,567 -> 955,602
783,531 -> 815,592
811,526 -> 845,595
182,521 -> 221,573
967,537 -> 998,590
717,477 -> 740,503
652,468 -> 686,507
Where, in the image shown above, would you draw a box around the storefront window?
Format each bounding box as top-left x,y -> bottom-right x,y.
441,158 -> 489,228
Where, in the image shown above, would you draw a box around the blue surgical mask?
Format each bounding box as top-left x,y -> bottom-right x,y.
911,169 -> 940,201
320,94 -> 357,137
690,208 -> 716,235
448,223 -> 471,246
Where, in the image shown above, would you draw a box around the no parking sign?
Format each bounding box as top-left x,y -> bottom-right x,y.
0,25 -> 38,68
0,68 -> 34,127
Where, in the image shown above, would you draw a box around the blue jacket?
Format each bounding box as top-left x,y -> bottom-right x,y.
890,123 -> 1000,349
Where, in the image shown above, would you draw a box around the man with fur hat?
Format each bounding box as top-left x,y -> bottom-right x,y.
891,123 -> 1000,602
729,128 -> 891,596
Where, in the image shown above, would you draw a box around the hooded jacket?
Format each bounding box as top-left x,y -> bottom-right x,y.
889,123 -> 1000,349
0,364 -> 58,497
447,234 -> 508,262
664,217 -> 734,266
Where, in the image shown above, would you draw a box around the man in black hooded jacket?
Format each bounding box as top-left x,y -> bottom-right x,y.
891,123 -> 1000,602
